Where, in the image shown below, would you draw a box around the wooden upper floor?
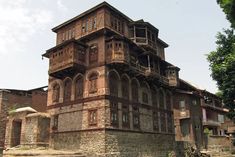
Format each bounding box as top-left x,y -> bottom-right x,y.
52,2 -> 167,60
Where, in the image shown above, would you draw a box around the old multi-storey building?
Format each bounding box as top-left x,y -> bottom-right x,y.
42,2 -> 179,156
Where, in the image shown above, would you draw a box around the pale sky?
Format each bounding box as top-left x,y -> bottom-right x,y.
0,0 -> 230,93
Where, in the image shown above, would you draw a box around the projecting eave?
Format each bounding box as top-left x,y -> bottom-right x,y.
52,1 -> 133,33
157,38 -> 169,48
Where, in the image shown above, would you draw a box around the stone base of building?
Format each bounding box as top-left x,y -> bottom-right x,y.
51,129 -> 175,157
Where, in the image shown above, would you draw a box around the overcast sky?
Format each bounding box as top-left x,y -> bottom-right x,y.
0,0 -> 230,93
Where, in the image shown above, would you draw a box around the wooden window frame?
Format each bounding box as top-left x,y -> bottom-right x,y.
52,84 -> 60,103
88,109 -> 98,126
122,104 -> 129,128
89,73 -> 98,93
133,105 -> 140,129
89,44 -> 98,64
75,76 -> 84,99
63,79 -> 72,102
110,102 -> 119,127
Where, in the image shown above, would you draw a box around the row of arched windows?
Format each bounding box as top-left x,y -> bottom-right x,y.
108,70 -> 172,110
51,72 -> 99,103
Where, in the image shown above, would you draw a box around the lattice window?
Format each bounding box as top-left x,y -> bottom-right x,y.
133,106 -> 140,129
89,73 -> 98,93
122,104 -> 129,128
52,84 -> 60,103
121,76 -> 129,99
89,44 -> 98,64
110,102 -> 118,127
63,79 -> 72,102
88,109 -> 97,126
75,76 -> 84,99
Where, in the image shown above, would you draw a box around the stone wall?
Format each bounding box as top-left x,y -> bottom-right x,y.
208,135 -> 231,150
52,130 -> 106,155
105,130 -> 175,157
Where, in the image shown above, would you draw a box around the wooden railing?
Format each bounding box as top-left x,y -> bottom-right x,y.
49,55 -> 85,74
130,37 -> 157,50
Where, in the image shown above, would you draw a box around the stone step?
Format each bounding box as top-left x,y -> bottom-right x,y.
3,149 -> 86,157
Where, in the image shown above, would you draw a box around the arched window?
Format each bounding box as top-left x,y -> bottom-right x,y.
121,76 -> 129,99
64,79 -> 72,102
109,72 -> 119,97
141,83 -> 149,104
131,80 -> 138,102
152,89 -> 158,108
89,72 -> 98,93
159,90 -> 165,109
166,92 -> 171,110
52,83 -> 60,103
153,111 -> 159,131
75,75 -> 84,99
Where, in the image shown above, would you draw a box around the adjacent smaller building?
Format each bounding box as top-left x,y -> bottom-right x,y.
200,90 -> 228,136
5,107 -> 50,148
0,87 -> 47,150
173,79 -> 203,148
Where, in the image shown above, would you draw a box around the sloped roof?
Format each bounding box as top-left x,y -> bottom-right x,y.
52,1 -> 133,32
14,107 -> 37,113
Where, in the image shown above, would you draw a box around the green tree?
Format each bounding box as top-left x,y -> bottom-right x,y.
217,0 -> 235,29
207,29 -> 235,118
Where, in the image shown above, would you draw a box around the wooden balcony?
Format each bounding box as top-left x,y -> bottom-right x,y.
129,61 -> 168,85
130,37 -> 157,50
174,109 -> 190,119
203,119 -> 221,127
106,49 -> 129,64
44,40 -> 86,78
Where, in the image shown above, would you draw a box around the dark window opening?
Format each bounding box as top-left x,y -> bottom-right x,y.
110,102 -> 118,127
122,104 -> 129,128
89,44 -> 98,64
75,76 -> 84,99
64,79 -> 72,102
89,73 -> 98,93
88,110 -> 97,126
136,28 -> 146,37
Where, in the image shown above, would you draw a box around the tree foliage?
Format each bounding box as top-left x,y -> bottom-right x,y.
207,29 -> 235,118
217,0 -> 235,29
